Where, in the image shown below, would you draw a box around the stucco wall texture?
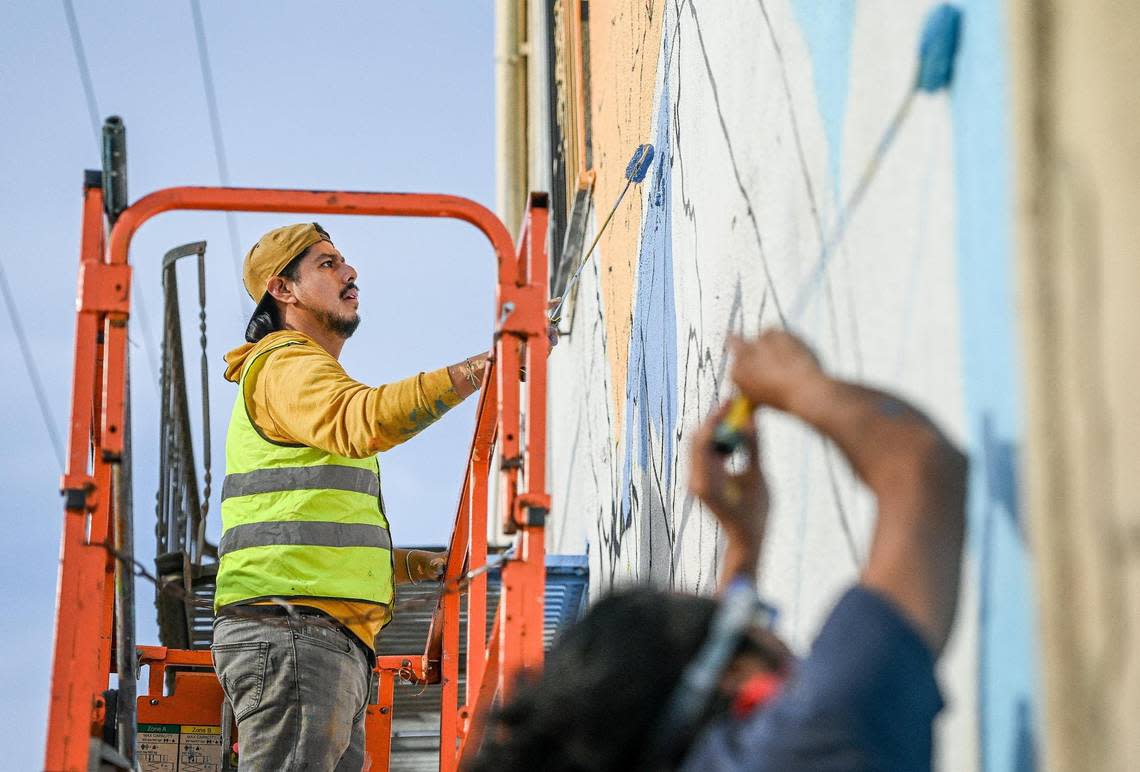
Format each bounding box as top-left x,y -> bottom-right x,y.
546,2 -> 1036,770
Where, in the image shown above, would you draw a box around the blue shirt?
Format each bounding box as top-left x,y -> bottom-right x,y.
679,586 -> 943,771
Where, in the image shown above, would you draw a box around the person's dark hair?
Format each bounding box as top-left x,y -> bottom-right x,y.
466,588 -> 718,772
244,250 -> 307,343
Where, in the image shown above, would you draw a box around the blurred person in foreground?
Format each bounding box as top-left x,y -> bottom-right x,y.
467,330 -> 968,771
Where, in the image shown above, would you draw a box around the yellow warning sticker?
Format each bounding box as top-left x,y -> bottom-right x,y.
179,725 -> 222,772
181,725 -> 221,735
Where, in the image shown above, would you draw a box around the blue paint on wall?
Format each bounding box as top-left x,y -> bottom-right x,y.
790,3 -> 1039,767
949,1 -> 1038,768
610,5 -> 1039,764
790,0 -> 856,196
619,23 -> 678,535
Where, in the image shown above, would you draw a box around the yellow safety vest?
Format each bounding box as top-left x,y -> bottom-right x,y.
214,341 -> 395,610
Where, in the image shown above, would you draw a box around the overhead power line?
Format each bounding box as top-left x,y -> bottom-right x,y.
0,257 -> 65,468
61,0 -> 100,146
189,0 -> 251,321
61,0 -> 163,398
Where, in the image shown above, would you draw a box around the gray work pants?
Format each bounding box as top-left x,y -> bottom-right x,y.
211,611 -> 373,771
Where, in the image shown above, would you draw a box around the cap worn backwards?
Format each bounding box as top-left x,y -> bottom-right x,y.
242,222 -> 332,302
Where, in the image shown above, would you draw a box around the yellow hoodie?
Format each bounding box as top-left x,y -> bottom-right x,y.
223,330 -> 462,649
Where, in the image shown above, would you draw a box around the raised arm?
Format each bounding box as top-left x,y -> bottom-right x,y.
251,338 -> 478,457
729,331 -> 967,656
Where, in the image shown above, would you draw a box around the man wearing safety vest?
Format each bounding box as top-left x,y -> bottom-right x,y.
212,222 -> 491,770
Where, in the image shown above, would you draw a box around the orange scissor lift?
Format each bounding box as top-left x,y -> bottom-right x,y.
45,144 -> 553,770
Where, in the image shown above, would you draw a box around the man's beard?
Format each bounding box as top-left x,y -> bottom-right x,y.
315,307 -> 361,339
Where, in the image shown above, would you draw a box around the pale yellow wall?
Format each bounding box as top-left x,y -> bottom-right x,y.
1012,1 -> 1140,769
586,0 -> 664,431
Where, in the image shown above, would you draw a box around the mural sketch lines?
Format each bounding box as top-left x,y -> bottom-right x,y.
821,439 -> 861,566
687,0 -> 786,324
753,0 -> 865,383
753,0 -> 826,257
891,132 -> 940,383
552,3 -> 1042,768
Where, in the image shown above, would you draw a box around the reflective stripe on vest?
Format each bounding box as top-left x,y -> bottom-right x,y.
221,465 -> 381,500
214,338 -> 394,611
218,521 -> 393,556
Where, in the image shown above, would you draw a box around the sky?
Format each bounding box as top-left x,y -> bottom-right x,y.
0,3 -> 496,765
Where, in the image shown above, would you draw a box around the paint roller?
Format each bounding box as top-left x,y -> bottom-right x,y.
713,3 -> 963,454
549,143 -> 656,324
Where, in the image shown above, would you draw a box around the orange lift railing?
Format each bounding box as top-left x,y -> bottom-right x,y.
45,170 -> 550,770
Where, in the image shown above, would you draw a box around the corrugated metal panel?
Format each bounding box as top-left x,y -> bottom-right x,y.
384,552 -> 588,771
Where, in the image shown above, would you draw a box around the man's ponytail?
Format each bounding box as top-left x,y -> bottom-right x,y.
242,250 -> 307,343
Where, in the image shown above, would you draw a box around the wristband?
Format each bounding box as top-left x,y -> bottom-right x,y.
405,550 -> 421,585
461,357 -> 482,390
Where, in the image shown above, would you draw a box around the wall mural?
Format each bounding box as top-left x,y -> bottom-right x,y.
546,1 -> 1035,769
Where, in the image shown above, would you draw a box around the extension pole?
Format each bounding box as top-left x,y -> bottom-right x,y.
714,4 -> 964,454
549,143 -> 655,323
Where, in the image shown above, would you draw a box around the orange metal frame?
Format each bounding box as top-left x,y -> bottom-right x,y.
45,182 -> 550,771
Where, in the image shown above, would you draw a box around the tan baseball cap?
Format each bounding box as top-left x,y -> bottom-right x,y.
243,222 -> 332,302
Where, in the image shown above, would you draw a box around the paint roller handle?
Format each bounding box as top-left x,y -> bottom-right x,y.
788,6 -> 962,325
547,177 -> 634,324
548,144 -> 656,327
